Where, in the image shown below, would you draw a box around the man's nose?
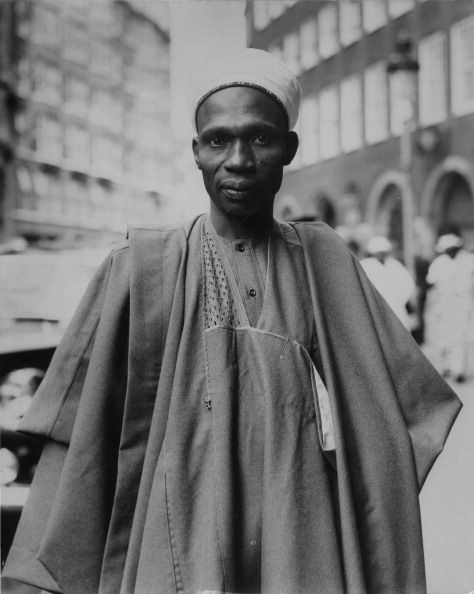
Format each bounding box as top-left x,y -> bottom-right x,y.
224,140 -> 255,171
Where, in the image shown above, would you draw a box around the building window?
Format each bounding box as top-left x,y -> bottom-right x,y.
16,57 -> 31,97
318,3 -> 339,60
67,0 -> 90,16
63,20 -> 89,64
364,61 -> 389,144
15,0 -> 32,39
268,41 -> 284,63
319,86 -> 340,159
419,32 -> 447,126
300,18 -> 319,70
89,180 -> 107,223
451,15 -> 474,117
267,2 -> 287,20
362,0 -> 387,34
89,1 -> 121,36
253,1 -> 294,30
388,0 -> 414,19
16,165 -> 34,209
299,96 -> 319,165
339,1 -> 362,47
65,124 -> 89,170
340,74 -> 363,153
35,113 -> 62,164
90,88 -> 122,133
32,60 -> 62,106
31,3 -> 60,47
64,175 -> 89,222
64,74 -> 89,118
283,31 -> 301,75
91,133 -> 121,179
33,169 -> 62,214
253,2 -> 271,29
90,40 -> 121,82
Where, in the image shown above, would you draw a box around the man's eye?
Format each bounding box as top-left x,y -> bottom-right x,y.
253,134 -> 270,145
209,137 -> 228,147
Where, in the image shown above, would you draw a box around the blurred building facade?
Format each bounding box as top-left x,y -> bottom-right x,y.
0,1 -> 16,245
246,0 -> 474,256
0,0 -> 176,249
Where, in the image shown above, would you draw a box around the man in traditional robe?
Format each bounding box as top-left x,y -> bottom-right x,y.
4,49 -> 461,594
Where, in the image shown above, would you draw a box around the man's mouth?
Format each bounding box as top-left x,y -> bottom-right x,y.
221,181 -> 256,198
223,188 -> 250,197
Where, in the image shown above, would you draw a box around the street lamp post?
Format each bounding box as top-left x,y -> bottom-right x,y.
387,30 -> 419,279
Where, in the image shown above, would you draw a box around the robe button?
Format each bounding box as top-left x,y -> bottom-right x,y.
247,288 -> 257,297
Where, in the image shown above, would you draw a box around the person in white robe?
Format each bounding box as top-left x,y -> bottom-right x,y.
426,233 -> 474,382
361,236 -> 416,329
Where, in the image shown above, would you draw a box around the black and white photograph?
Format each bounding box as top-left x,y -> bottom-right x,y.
1,1 -> 473,593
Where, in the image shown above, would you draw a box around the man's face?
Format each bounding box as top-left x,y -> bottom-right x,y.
192,86 -> 298,222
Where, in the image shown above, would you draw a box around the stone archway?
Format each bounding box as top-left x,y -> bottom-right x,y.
421,156 -> 474,247
375,184 -> 404,257
366,170 -> 415,261
430,172 -> 474,241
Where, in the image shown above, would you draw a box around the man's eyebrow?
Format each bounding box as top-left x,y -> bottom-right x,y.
199,126 -> 231,139
199,122 -> 279,138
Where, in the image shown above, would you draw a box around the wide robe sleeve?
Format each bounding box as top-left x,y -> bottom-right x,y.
3,244 -> 131,592
3,221 -> 192,594
294,221 -> 462,594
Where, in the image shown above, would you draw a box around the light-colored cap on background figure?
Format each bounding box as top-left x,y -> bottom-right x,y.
367,236 -> 393,255
435,233 -> 463,253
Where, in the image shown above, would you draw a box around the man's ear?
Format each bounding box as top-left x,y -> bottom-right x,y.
283,131 -> 299,166
192,137 -> 201,170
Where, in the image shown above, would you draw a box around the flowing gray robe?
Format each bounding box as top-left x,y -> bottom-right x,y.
4,215 -> 461,594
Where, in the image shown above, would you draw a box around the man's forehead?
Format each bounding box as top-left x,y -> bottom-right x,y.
196,86 -> 287,132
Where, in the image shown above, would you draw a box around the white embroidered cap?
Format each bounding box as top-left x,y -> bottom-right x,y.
188,48 -> 301,131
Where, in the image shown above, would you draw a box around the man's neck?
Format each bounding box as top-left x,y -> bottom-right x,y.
210,208 -> 274,240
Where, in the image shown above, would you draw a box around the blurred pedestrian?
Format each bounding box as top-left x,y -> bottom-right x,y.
361,235 -> 416,329
426,233 -> 474,382
4,49 -> 461,594
411,253 -> 431,345
0,368 -> 44,431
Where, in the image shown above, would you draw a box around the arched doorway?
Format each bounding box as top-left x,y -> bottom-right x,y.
373,183 -> 404,258
430,172 -> 474,244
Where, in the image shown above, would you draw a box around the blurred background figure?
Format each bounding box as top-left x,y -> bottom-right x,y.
1,368 -> 44,572
426,233 -> 474,383
0,368 -> 43,432
361,235 -> 416,329
411,251 -> 431,346
0,367 -> 44,484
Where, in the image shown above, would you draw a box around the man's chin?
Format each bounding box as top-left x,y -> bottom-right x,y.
220,200 -> 260,219
210,194 -> 274,222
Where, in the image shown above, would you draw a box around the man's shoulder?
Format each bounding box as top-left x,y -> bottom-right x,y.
102,216 -> 204,272
127,214 -> 203,242
281,220 -> 351,253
